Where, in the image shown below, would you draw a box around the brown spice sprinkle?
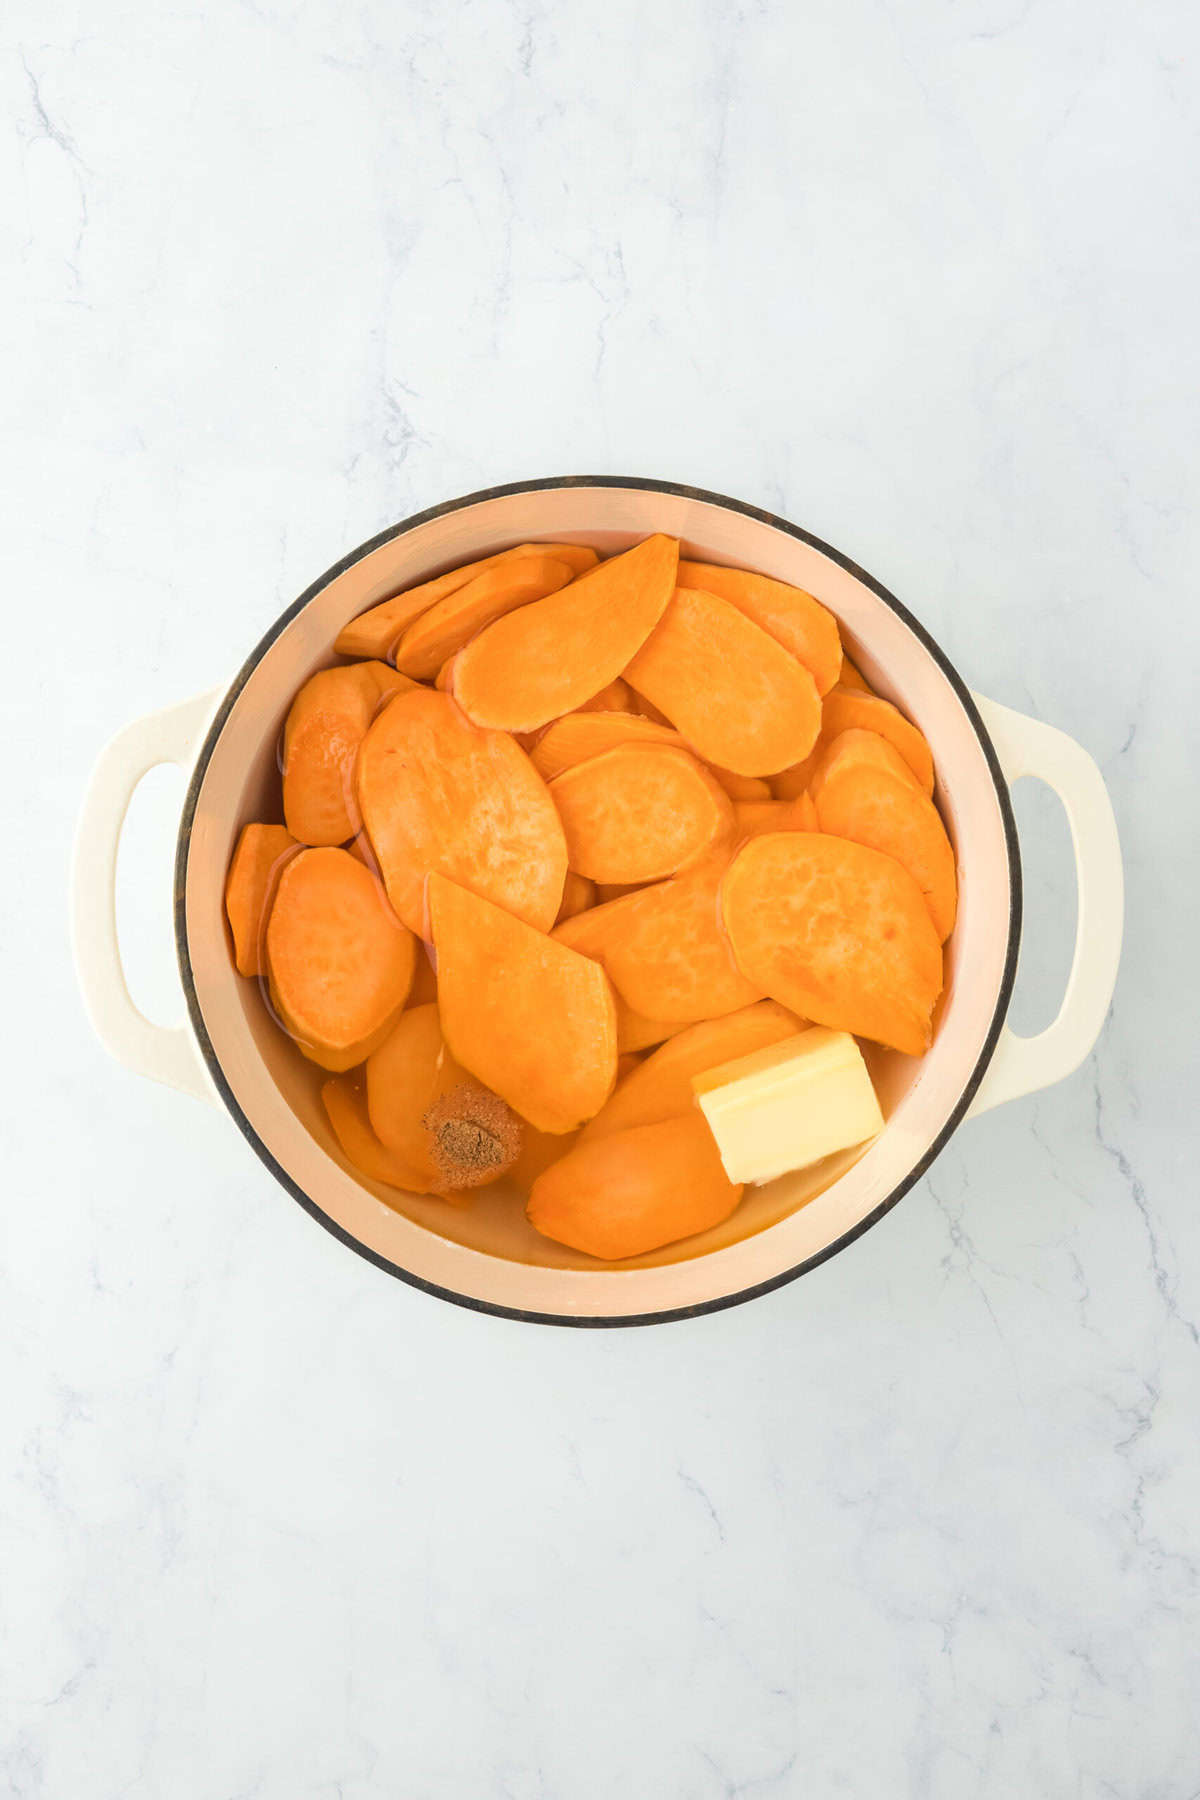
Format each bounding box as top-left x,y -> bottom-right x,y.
422,1083 -> 522,1191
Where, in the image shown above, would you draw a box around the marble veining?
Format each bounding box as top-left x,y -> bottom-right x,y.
4,0 -> 1198,1793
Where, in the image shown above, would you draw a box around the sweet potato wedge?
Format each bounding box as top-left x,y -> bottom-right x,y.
266,847 -> 416,1070
720,833 -> 943,1056
615,1003 -> 693,1053
581,1000 -> 804,1143
453,534 -> 679,732
531,710 -> 683,781
549,745 -> 732,883
813,732 -> 957,940
554,850 -> 762,1024
527,1114 -> 743,1260
356,688 -> 568,935
282,661 -> 418,846
322,1076 -> 428,1191
579,677 -> 636,714
333,543 -> 599,660
677,560 -> 843,695
430,874 -> 618,1133
625,587 -> 822,776
556,870 -> 597,923
395,554 -> 576,680
774,690 -> 935,800
225,822 -> 298,977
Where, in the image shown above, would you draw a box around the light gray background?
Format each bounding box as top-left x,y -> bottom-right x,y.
3,2 -> 1197,1795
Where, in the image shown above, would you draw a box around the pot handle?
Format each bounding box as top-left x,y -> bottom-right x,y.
72,688 -> 223,1104
966,693 -> 1123,1118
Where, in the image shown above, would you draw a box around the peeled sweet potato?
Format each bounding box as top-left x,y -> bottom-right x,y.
322,1076 -> 428,1191
556,870 -> 597,923
366,1003 -> 475,1189
838,655 -> 874,695
282,661 -> 417,845
395,554 -> 576,680
454,534 -> 679,732
581,1000 -> 804,1143
720,833 -> 943,1056
625,587 -> 822,777
554,849 -> 761,1024
430,874 -> 618,1133
527,1114 -> 743,1260
225,822 -> 298,977
334,543 -> 599,660
615,1002 -> 693,1054
408,951 -> 439,1005
531,710 -> 683,781
677,560 -> 843,695
579,677 -> 636,714
356,688 -> 567,935
266,847 -> 416,1070
549,745 -> 731,883
731,798 -> 814,839
812,731 -> 957,940
711,768 -> 772,801
774,689 -> 935,800
509,1124 -> 579,1195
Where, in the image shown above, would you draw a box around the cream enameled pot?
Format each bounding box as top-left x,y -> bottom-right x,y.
73,479 -> 1123,1326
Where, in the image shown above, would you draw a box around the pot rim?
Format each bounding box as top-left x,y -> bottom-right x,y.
174,474 -> 1023,1329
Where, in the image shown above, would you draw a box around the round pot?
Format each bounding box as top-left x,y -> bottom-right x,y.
73,478 -> 1123,1326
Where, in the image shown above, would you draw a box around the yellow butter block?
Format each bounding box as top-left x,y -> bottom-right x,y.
693,1027 -> 884,1185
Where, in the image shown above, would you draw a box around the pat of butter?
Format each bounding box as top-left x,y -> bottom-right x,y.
693,1027 -> 884,1185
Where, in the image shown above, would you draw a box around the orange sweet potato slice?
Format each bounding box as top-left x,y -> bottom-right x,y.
266,847 -> 416,1070
556,870 -> 596,923
356,688 -> 568,935
581,1000 -> 804,1143
615,1003 -> 693,1054
554,850 -> 761,1024
408,950 -> 438,1004
225,823 -> 299,976
625,587 -> 821,777
720,833 -> 943,1056
812,733 -> 957,940
509,1124 -> 579,1195
527,1114 -> 743,1261
366,1003 -> 466,1187
282,661 -> 418,846
838,655 -> 874,694
774,690 -> 935,800
322,1076 -> 429,1191
677,560 -> 843,695
531,711 -> 683,781
395,554 -> 576,680
731,798 -> 813,839
430,874 -> 618,1133
454,534 -> 679,732
711,767 -> 772,801
549,745 -> 732,883
334,543 -> 599,659
579,677 -> 636,713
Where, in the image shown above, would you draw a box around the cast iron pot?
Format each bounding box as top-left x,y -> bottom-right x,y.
74,478 -> 1123,1326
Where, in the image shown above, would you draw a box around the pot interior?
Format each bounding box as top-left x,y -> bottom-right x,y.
181,483 -> 1015,1319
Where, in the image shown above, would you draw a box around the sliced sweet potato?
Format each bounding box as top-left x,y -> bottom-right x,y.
554,850 -> 761,1024
731,798 -> 813,839
579,677 -> 636,714
225,822 -> 298,977
527,1114 -> 743,1260
434,656 -> 457,693
595,881 -> 646,904
395,554 -> 576,680
711,767 -> 772,801
282,661 -> 419,846
615,1003 -> 693,1054
813,733 -> 957,940
838,655 -> 874,694
366,1002 -> 516,1191
356,688 -> 567,935
267,847 -> 416,1070
408,951 -> 438,1004
322,1076 -> 428,1191
720,833 -> 943,1056
549,745 -> 732,883
334,543 -> 599,660
509,1124 -> 579,1195
794,790 -> 819,831
774,690 -> 935,800
677,560 -> 843,695
581,1000 -> 804,1143
556,870 -> 597,923
454,534 -> 679,732
625,587 -> 821,776
430,874 -> 618,1133
531,710 -> 682,781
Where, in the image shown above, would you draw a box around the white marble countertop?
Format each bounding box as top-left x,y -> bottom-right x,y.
5,1 -> 1198,1793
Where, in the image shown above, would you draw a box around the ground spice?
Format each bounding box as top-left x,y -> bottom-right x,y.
422,1082 -> 522,1191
